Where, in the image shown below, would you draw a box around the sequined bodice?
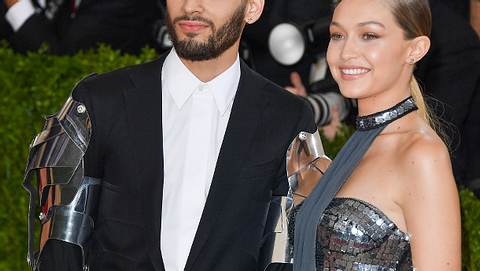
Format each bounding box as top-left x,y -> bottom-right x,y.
289,198 -> 413,270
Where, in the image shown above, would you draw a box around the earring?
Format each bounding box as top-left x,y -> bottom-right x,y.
408,57 -> 415,64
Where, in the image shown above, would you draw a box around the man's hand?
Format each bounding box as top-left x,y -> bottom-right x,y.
5,0 -> 19,8
285,72 -> 307,97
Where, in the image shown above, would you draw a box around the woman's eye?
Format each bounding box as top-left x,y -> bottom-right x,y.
330,33 -> 344,40
362,33 -> 379,40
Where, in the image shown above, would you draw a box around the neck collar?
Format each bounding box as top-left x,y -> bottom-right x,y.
356,96 -> 418,131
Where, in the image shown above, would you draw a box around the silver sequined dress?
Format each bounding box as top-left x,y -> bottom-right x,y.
289,198 -> 413,270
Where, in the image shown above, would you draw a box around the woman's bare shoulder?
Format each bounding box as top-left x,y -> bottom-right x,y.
396,129 -> 461,271
400,127 -> 449,167
396,126 -> 455,196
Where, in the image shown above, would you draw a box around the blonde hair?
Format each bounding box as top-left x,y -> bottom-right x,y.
410,77 -> 434,127
385,0 -> 434,127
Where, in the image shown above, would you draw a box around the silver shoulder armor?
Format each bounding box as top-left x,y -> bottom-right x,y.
23,96 -> 101,270
260,130 -> 331,270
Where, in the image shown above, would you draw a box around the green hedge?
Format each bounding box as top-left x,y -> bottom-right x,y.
0,45 -> 478,270
0,45 -> 156,270
462,190 -> 480,270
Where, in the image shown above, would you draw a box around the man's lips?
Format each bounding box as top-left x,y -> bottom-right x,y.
178,21 -> 209,32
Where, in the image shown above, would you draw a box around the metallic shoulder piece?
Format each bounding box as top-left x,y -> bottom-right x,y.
260,130 -> 331,271
23,96 -> 101,271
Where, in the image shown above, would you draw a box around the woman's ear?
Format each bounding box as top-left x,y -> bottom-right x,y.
406,36 -> 431,64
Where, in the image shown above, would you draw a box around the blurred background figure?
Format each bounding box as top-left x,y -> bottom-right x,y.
0,3 -> 11,41
440,0 -> 480,36
241,0 -> 354,138
472,0 -> 480,36
418,0 -> 480,195
1,0 -> 161,54
241,0 -> 331,87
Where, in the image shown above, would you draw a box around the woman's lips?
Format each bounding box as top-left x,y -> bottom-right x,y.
178,21 -> 209,33
339,66 -> 371,80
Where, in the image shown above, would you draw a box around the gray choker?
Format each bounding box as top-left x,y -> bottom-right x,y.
355,97 -> 418,131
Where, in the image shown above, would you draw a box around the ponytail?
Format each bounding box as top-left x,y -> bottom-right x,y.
409,76 -> 431,125
410,76 -> 448,144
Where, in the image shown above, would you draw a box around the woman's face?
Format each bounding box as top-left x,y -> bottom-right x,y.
326,0 -> 412,101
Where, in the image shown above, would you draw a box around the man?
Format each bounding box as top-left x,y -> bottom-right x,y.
472,0 -> 480,36
416,0 -> 480,189
32,0 -> 316,270
3,0 -> 159,54
0,2 -> 12,40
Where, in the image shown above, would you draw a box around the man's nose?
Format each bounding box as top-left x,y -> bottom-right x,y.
182,0 -> 205,15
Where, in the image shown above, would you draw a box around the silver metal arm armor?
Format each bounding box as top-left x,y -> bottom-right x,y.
23,96 -> 101,270
260,130 -> 331,270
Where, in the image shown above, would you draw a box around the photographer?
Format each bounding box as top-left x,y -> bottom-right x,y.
418,0 -> 480,190
242,0 -> 353,140
284,70 -> 351,140
3,0 -> 160,54
1,3 -> 11,41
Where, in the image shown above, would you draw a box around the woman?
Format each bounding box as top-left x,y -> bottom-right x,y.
292,0 -> 461,270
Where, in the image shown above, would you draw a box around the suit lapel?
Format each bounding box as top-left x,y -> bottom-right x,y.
124,56 -> 267,270
184,62 -> 268,270
124,55 -> 167,271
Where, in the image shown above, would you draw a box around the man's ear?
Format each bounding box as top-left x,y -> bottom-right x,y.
244,0 -> 264,24
406,36 -> 431,64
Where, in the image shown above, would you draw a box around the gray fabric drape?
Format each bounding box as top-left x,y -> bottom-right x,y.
293,126 -> 385,271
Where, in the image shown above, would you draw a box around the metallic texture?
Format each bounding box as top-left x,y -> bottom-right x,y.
23,96 -> 101,271
287,130 -> 331,193
259,130 -> 331,270
356,97 -> 417,131
289,198 -> 413,270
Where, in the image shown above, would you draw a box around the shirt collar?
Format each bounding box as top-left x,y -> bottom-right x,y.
162,49 -> 241,116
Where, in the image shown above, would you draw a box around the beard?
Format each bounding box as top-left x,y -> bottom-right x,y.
165,2 -> 247,61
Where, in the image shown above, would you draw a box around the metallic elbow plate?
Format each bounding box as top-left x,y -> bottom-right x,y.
260,130 -> 331,270
286,130 -> 331,197
22,96 -> 101,270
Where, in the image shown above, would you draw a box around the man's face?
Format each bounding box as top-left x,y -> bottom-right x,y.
166,0 -> 248,61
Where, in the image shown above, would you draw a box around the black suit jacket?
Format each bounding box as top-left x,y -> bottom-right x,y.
0,3 -> 12,41
39,53 -> 316,271
10,0 -> 159,54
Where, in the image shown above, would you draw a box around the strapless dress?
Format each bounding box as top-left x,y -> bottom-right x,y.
289,198 -> 413,270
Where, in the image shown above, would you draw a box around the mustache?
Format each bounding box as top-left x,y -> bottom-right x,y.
173,15 -> 215,29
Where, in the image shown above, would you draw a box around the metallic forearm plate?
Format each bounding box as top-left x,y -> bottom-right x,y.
260,130 -> 331,270
22,96 -> 101,270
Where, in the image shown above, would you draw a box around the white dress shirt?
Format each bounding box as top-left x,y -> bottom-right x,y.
160,49 -> 241,271
5,0 -> 70,31
5,0 -> 37,31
